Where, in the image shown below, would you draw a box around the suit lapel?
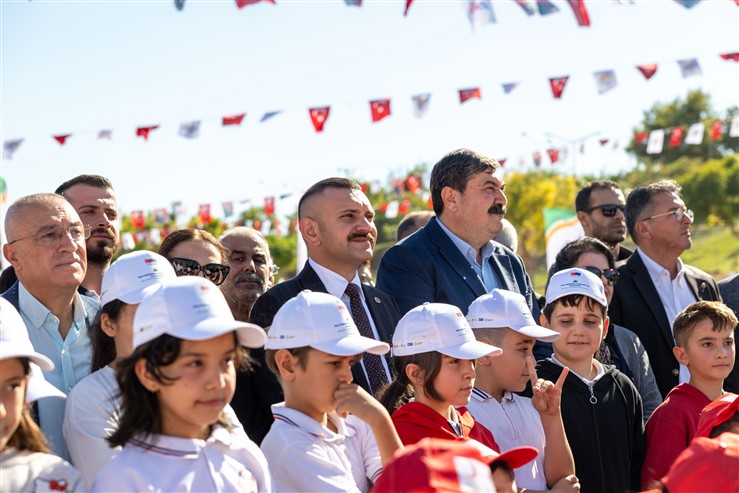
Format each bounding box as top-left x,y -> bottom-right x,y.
683,267 -> 714,301
296,262 -> 329,293
489,249 -> 516,291
426,219 -> 487,298
628,254 -> 674,348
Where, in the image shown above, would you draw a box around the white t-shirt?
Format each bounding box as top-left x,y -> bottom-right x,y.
465,388 -> 548,490
63,365 -> 120,488
261,403 -> 383,493
91,425 -> 271,492
0,448 -> 84,493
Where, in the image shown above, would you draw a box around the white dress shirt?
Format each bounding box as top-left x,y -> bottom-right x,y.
437,219 -> 501,292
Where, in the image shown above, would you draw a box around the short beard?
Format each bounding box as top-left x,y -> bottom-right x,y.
86,241 -> 117,266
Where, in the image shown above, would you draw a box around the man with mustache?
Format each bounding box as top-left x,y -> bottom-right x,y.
377,148 -> 540,323
575,180 -> 632,261
219,227 -> 274,322
56,175 -> 120,297
237,177 -> 401,444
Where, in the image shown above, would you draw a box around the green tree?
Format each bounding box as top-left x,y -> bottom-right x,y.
677,155 -> 739,236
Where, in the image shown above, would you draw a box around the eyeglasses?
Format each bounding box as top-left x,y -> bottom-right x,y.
584,204 -> 625,217
8,225 -> 92,247
582,266 -> 620,286
169,258 -> 230,286
642,208 -> 694,224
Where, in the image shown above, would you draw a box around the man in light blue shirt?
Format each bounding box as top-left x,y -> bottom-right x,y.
3,193 -> 99,462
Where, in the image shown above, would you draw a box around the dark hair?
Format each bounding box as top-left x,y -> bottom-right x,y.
7,358 -> 50,453
625,180 -> 682,243
378,352 -> 443,414
264,346 -> 312,378
673,301 -> 738,347
158,228 -> 227,263
430,149 -> 499,217
396,211 -> 435,241
542,294 -> 607,321
708,410 -> 739,438
89,299 -> 126,372
548,237 -> 616,285
575,180 -> 621,212
108,333 -> 249,447
297,177 -> 362,220
55,174 -> 114,195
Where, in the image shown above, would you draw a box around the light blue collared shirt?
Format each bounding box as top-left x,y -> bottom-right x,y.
436,220 -> 500,292
18,282 -> 92,462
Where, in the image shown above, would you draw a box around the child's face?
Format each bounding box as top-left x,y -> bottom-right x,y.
149,333 -> 237,439
291,349 -> 360,422
483,329 -> 535,394
675,320 -> 735,383
422,355 -> 476,414
101,302 -> 138,360
544,299 -> 606,368
0,358 -> 28,451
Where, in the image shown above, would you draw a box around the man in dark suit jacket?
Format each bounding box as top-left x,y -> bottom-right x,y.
233,177 -> 401,444
376,149 -> 540,347
609,180 -> 733,397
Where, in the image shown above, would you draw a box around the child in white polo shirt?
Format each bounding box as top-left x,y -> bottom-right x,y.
465,289 -> 577,492
261,290 -> 403,493
91,277 -> 272,492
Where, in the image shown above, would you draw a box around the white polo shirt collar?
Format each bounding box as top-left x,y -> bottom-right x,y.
271,403 -> 354,445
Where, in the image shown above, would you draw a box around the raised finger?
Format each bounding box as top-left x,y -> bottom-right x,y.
526,355 -> 539,386
555,366 -> 569,389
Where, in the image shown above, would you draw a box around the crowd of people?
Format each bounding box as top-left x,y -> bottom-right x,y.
1,148 -> 737,492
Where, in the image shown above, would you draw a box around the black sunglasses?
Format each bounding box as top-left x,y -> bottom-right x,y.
585,204 -> 625,217
583,266 -> 620,286
169,257 -> 230,286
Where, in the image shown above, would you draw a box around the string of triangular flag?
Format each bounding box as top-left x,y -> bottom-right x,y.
4,51 -> 738,159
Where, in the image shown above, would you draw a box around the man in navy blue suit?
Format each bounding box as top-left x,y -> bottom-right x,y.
377,148 -> 540,331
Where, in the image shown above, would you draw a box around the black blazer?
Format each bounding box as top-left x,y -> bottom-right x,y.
230,261 -> 401,444
609,252 -> 734,397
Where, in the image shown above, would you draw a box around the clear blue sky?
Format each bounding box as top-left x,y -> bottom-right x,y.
2,0 -> 738,220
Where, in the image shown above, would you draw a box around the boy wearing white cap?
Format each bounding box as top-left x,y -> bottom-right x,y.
1,298 -> 84,492
261,290 -> 402,493
537,268 -> 645,493
466,289 -> 577,492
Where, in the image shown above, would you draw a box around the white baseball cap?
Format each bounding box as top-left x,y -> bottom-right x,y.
101,250 -> 176,307
392,303 -> 502,359
132,276 -> 266,349
546,268 -> 607,308
265,290 -> 390,356
0,299 -> 66,401
467,290 -> 560,342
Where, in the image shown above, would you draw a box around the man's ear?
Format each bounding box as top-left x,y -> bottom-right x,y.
275,349 -> 299,382
673,345 -> 689,366
405,363 -> 424,387
440,186 -> 459,213
135,358 -> 160,393
299,218 -> 320,247
576,211 -> 591,232
3,244 -> 18,267
634,219 -> 651,242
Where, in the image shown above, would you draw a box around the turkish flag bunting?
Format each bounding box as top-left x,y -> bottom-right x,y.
720,52 -> 739,62
130,211 -> 145,229
399,199 -> 411,216
546,148 -> 560,163
136,125 -> 159,140
498,158 -> 506,167
370,99 -> 391,122
404,0 -> 413,15
565,0 -> 590,26
236,0 -> 275,9
549,76 -> 569,99
599,139 -> 609,146
635,132 -> 648,145
199,204 -> 211,224
459,87 -> 481,103
223,113 -> 246,126
406,175 -> 421,193
636,64 -> 658,80
53,134 -> 71,145
668,127 -> 684,147
710,120 -> 724,140
309,107 -> 330,133
264,196 -> 275,215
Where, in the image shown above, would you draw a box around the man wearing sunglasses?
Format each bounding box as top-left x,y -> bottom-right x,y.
575,180 -> 632,262
2,193 -> 99,462
609,180 -> 733,398
56,175 -> 120,298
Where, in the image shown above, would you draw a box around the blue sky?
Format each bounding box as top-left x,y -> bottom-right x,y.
2,0 -> 738,219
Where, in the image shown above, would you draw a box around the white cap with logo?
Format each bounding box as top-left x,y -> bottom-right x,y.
265,290 -> 390,356
467,289 -> 560,342
101,250 -> 177,307
545,268 -> 608,308
393,302 -> 502,359
132,276 -> 266,349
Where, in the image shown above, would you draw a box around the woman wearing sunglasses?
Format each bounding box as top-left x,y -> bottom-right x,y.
158,229 -> 231,286
548,237 -> 662,423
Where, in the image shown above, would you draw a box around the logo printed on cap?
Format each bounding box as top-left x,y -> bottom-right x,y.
144,258 -> 156,264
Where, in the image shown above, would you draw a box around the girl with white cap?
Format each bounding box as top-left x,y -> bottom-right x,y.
1,298 -> 84,492
378,302 -> 503,453
91,276 -> 271,492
